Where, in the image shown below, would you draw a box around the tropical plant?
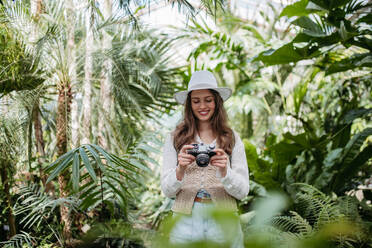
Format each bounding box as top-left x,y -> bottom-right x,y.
13,183 -> 78,247
0,231 -> 36,248
245,0 -> 372,197
101,28 -> 182,153
45,143 -> 151,218
246,101 -> 372,197
132,132 -> 174,230
0,107 -> 29,237
0,22 -> 44,97
78,220 -> 147,248
254,0 -> 372,75
271,184 -> 372,248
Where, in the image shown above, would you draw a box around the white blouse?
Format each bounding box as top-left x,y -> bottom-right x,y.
161,131 -> 250,200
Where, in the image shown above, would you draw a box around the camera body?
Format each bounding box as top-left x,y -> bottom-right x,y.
187,143 -> 216,167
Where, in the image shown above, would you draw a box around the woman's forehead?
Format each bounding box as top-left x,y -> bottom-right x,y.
191,89 -> 213,98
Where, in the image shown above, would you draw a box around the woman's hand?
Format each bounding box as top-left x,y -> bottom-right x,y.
210,148 -> 228,177
176,144 -> 195,181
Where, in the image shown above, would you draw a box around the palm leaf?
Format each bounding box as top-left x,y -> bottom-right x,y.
0,231 -> 36,248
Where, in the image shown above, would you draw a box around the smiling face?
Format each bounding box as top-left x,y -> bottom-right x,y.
190,89 -> 216,122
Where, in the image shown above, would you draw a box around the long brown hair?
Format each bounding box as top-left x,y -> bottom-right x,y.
173,89 -> 235,155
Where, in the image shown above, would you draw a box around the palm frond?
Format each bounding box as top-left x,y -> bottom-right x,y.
45,143 -> 150,216
0,108 -> 28,163
97,28 -> 180,150
14,184 -> 79,230
0,231 -> 36,248
271,210 -> 312,235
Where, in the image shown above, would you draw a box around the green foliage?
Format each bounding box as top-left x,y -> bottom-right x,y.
98,28 -> 182,152
79,220 -> 147,248
243,139 -> 282,190
271,184 -> 372,247
0,231 -> 36,248
11,184 -> 69,246
244,102 -> 372,196
254,0 -> 372,75
0,15 -> 44,96
280,126 -> 371,195
14,184 -> 77,231
46,144 -> 150,217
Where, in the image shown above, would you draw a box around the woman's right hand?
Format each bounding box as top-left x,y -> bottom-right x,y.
178,144 -> 196,169
176,145 -> 195,181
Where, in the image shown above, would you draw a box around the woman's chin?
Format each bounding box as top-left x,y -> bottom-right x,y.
197,115 -> 212,122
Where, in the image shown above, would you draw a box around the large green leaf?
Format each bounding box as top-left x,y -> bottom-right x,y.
292,16 -> 327,37
342,127 -> 372,165
293,68 -> 320,114
253,31 -> 343,65
244,139 -> 282,189
242,24 -> 266,43
79,147 -> 98,182
342,108 -> 372,124
333,144 -> 372,192
46,152 -> 74,183
310,0 -> 351,10
325,53 -> 372,75
280,0 -> 319,18
252,43 -> 314,65
72,153 -> 80,192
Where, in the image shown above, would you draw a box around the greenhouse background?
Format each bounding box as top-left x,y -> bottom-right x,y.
0,0 -> 371,247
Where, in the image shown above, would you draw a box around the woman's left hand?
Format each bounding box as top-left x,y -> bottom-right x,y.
210,148 -> 228,177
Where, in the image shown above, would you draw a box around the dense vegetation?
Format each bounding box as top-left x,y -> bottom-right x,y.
0,0 -> 371,247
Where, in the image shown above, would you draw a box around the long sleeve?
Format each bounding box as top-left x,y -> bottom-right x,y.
161,133 -> 183,198
216,131 -> 249,200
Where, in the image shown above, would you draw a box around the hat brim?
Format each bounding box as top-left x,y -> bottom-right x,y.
174,87 -> 232,105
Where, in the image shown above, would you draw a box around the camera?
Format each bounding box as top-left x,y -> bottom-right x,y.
187,143 -> 216,167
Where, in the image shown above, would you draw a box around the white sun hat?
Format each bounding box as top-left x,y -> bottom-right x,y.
174,70 -> 232,105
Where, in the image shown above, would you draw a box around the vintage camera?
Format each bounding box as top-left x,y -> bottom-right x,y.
187,143 -> 216,167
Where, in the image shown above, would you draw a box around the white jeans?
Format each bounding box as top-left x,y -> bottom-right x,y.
170,202 -> 244,247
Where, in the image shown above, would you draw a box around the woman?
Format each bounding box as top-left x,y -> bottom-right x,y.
161,70 -> 249,247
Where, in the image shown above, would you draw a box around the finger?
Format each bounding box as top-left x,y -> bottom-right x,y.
210,155 -> 227,160
214,148 -> 226,156
178,159 -> 193,165
179,157 -> 193,163
210,162 -> 226,168
210,155 -> 228,162
179,157 -> 193,162
178,153 -> 195,160
180,145 -> 195,153
179,159 -> 192,166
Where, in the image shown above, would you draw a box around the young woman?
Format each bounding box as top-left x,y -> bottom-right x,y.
161,70 -> 249,247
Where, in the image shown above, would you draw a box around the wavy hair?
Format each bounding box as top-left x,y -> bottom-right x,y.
173,89 -> 235,155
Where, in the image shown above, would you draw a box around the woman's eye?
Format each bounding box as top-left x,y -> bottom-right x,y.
192,101 -> 199,104
206,99 -> 212,102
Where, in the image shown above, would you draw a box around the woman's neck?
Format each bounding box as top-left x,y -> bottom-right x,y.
197,121 -> 212,132
197,121 -> 215,144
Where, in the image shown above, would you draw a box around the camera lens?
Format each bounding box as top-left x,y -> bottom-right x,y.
196,154 -> 210,167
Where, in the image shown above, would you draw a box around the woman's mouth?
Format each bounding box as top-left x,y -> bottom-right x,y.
198,111 -> 210,116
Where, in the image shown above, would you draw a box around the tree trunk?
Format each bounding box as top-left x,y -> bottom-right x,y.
30,0 -> 42,20
66,0 -> 79,149
82,4 -> 93,145
31,0 -> 46,185
56,84 -> 72,242
33,102 -> 47,185
98,0 -> 112,150
0,162 -> 16,237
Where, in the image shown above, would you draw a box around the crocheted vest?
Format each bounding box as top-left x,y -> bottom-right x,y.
171,142 -> 237,215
